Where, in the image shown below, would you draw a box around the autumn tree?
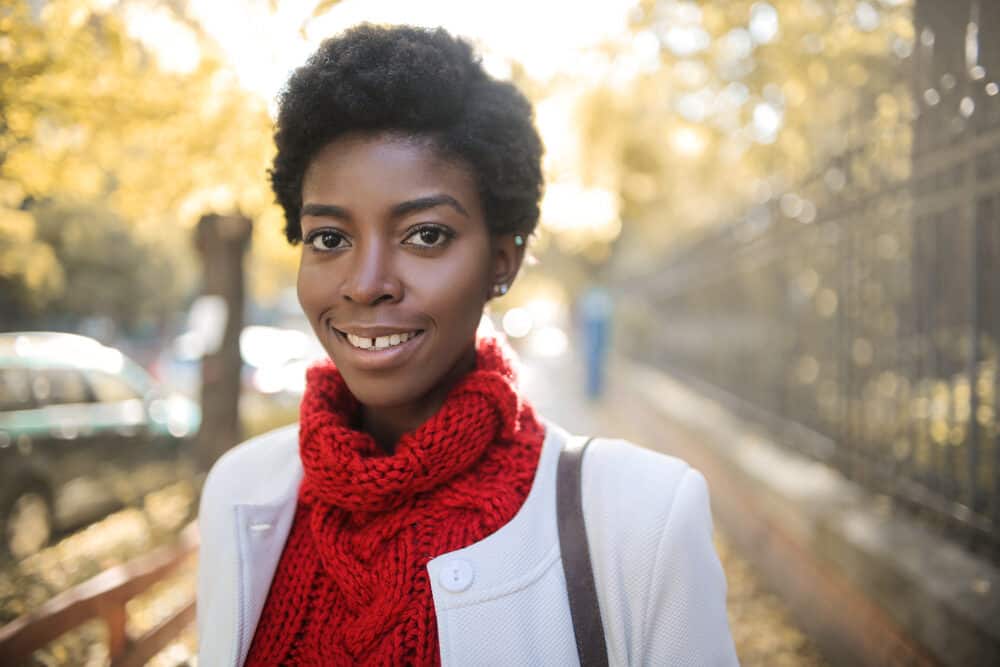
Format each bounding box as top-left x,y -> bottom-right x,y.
551,0 -> 915,275
0,0 -> 283,332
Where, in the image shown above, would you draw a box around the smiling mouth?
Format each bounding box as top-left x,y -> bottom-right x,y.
333,328 -> 425,351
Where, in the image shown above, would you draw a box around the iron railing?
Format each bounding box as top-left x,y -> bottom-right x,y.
626,90 -> 1000,557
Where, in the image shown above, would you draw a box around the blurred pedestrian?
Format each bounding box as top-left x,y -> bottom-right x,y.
579,285 -> 612,400
197,25 -> 737,666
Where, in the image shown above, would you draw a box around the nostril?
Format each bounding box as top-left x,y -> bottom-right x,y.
343,292 -> 396,305
340,267 -> 402,305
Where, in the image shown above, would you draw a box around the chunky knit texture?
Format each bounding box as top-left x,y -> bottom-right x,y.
244,338 -> 545,666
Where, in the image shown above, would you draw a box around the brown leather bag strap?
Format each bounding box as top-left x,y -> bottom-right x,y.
557,436 -> 609,667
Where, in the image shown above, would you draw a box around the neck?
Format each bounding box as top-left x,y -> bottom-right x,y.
361,343 -> 478,454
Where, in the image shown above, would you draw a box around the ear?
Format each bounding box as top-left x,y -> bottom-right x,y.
488,233 -> 527,299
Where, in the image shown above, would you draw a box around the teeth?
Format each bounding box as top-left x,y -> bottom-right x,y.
345,331 -> 418,350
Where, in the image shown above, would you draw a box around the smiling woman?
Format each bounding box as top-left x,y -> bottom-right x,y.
196,24 -> 737,667
296,135 -> 511,450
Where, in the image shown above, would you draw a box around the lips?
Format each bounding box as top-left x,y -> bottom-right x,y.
328,325 -> 427,369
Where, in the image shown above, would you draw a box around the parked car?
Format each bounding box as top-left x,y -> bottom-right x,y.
0,332 -> 201,559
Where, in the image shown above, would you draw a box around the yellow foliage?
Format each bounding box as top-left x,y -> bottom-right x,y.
0,208 -> 36,243
564,0 -> 913,267
0,180 -> 25,207
3,0 -> 273,219
783,78 -> 807,107
808,62 -> 830,86
3,146 -> 56,194
1,0 -> 288,303
0,235 -> 65,301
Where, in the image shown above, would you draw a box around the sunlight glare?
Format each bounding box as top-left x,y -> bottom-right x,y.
671,127 -> 707,157
541,183 -> 619,236
187,0 -> 316,102
752,102 -> 783,142
661,25 -> 711,57
307,0 -> 640,83
125,5 -> 201,74
180,0 -> 640,111
749,2 -> 779,44
502,308 -> 533,339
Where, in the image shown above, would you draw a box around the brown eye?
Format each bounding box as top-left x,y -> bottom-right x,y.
419,228 -> 441,245
306,229 -> 350,251
404,225 -> 454,248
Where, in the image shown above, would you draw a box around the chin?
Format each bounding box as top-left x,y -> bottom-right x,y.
339,372 -> 428,409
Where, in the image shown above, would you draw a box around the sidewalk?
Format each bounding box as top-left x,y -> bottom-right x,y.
519,349 -> 828,667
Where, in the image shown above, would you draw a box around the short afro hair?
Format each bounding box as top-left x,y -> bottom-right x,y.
270,24 -> 544,244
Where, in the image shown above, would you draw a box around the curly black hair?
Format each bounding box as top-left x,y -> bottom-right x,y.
270,24 -> 544,244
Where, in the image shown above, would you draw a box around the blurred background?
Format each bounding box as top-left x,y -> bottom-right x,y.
1,0 -> 998,665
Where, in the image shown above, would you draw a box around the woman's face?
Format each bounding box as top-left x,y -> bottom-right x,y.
297,133 -> 518,409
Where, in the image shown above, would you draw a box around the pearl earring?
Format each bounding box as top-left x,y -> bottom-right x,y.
493,283 -> 509,296
514,234 -> 524,247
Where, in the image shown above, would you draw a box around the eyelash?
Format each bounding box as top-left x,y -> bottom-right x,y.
303,224 -> 456,253
402,224 -> 455,249
304,228 -> 350,252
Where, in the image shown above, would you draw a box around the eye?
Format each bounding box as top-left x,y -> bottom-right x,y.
305,229 -> 350,251
403,224 -> 454,249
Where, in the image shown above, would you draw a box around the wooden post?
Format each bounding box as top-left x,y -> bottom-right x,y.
104,603 -> 128,659
193,213 -> 252,470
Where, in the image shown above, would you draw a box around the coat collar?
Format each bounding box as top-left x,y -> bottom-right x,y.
221,420 -> 569,665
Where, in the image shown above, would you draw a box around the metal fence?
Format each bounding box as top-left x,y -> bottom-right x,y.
627,79 -> 1000,557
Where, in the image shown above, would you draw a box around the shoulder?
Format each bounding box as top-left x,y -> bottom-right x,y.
583,437 -> 701,528
583,438 -> 716,579
579,436 -> 711,575
200,423 -> 302,511
580,438 -> 735,663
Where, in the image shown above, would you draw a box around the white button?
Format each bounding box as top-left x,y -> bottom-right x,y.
439,559 -> 474,593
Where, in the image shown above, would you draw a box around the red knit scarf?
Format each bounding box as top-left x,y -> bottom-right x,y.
245,337 -> 545,666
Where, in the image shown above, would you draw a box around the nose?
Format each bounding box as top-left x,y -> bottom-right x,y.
341,240 -> 402,306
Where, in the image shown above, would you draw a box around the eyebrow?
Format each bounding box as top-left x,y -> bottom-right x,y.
301,203 -> 350,220
300,194 -> 469,222
391,194 -> 469,218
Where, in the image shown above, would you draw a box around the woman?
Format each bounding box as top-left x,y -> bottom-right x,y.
197,24 -> 738,666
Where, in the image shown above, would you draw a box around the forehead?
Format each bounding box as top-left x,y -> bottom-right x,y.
302,133 -> 479,207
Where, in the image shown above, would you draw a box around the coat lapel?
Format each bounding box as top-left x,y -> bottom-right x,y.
232,496 -> 300,665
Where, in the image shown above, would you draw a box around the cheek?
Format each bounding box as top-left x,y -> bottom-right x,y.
405,251 -> 491,323
296,260 -> 327,319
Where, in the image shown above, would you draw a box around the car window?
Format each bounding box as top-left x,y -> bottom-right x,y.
88,371 -> 141,403
33,368 -> 91,406
0,367 -> 34,411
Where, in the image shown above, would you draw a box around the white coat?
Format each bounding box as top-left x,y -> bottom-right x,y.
196,419 -> 739,666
